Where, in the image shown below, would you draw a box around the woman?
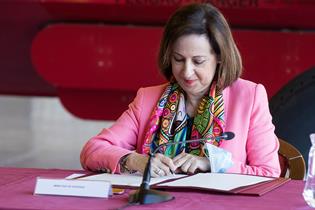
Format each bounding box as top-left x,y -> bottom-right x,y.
80,3 -> 281,178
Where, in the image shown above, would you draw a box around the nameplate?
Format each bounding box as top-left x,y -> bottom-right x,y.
34,177 -> 112,198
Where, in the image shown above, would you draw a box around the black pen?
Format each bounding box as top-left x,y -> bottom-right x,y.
170,169 -> 176,175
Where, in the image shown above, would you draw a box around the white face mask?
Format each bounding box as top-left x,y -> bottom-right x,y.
206,143 -> 233,173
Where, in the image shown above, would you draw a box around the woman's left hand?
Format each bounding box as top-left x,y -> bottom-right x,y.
172,152 -> 210,174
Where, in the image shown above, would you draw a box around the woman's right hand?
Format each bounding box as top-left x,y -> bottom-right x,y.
126,152 -> 176,177
151,153 -> 177,177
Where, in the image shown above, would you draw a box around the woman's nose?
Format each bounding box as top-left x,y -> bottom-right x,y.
183,62 -> 194,77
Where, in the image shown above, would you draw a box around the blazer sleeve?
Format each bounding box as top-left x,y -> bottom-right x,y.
80,88 -> 144,173
227,84 -> 281,177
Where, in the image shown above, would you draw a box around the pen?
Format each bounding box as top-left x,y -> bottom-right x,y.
170,169 -> 176,175
72,173 -> 95,179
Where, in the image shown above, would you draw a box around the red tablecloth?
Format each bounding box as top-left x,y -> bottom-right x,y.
0,167 -> 311,210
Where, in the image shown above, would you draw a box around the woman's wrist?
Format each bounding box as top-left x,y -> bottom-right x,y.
201,156 -> 211,172
120,153 -> 136,174
126,152 -> 149,174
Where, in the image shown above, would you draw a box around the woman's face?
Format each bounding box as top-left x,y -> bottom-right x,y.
171,34 -> 218,98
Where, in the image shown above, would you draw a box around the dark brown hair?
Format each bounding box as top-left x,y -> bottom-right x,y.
158,3 -> 242,91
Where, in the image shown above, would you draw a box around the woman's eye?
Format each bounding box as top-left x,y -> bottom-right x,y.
173,57 -> 184,62
193,60 -> 205,65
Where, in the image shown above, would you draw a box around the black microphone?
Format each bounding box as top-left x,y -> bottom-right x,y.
128,131 -> 235,205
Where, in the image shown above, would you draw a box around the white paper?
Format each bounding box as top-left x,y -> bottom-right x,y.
75,173 -> 186,187
34,177 -> 112,198
65,173 -> 86,179
157,173 -> 273,191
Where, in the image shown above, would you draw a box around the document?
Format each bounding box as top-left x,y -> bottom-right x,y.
69,172 -> 289,196
73,173 -> 186,188
155,173 -> 290,196
157,173 -> 272,191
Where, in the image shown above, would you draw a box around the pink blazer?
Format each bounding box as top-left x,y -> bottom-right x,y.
80,79 -> 281,177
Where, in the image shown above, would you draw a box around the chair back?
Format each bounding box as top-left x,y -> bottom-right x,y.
278,138 -> 306,180
270,67 -> 315,167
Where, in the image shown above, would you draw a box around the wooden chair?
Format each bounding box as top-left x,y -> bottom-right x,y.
278,138 -> 306,180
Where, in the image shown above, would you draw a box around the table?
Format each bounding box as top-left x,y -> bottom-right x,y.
0,167 -> 311,210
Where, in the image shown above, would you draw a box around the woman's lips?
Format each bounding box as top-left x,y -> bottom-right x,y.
184,79 -> 195,85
